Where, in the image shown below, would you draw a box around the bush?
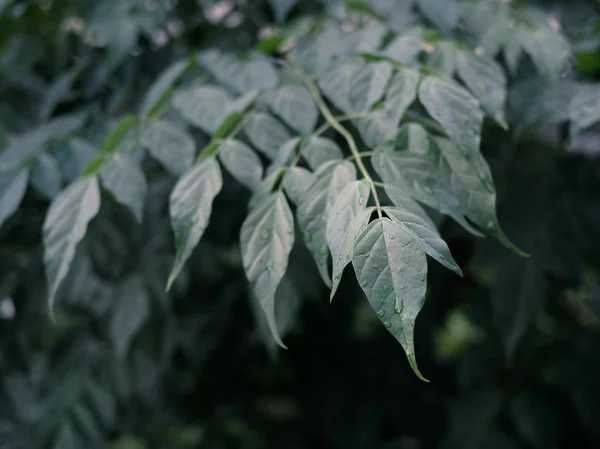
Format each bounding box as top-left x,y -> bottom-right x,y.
1,0 -> 600,448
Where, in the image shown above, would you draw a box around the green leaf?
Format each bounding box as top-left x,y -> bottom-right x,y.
172,85 -> 233,134
300,136 -> 343,171
198,50 -> 279,94
435,137 -> 525,255
30,153 -> 62,200
109,277 -> 150,360
348,61 -> 393,112
140,119 -> 195,175
297,161 -> 356,286
521,28 -> 570,80
352,218 -> 429,381
266,86 -> 318,136
240,192 -> 295,347
456,50 -> 507,128
266,137 -> 301,175
318,58 -> 364,114
384,206 -> 462,275
568,83 -> 600,137
419,76 -> 491,187
140,57 -> 193,118
244,113 -> 291,159
427,42 -> 457,75
167,157 -> 223,291
213,112 -> 242,140
0,166 -> 29,229
43,176 -> 101,312
382,183 -> 436,229
327,180 -> 371,299
101,115 -> 137,154
268,0 -> 298,22
417,0 -> 460,34
100,153 -> 147,223
294,25 -> 346,75
282,167 -> 316,204
218,139 -> 263,190
382,29 -> 423,65
357,67 -> 420,147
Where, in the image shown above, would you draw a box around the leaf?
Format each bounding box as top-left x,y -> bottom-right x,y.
141,120 -> 195,175
456,50 -> 507,128
568,83 -> 600,137
521,28 -> 570,80
266,86 -> 318,136
348,61 -> 393,112
0,166 -> 29,229
266,137 -> 301,176
352,218 -> 429,381
318,58 -> 364,114
39,58 -> 88,121
297,161 -> 356,286
300,136 -> 343,171
167,157 -> 223,290
357,68 -> 420,147
327,180 -> 371,298
492,259 -> 546,359
435,137 -> 525,255
172,85 -> 233,134
428,42 -> 457,75
109,277 -> 150,360
419,76 -> 491,187
140,57 -> 193,118
198,50 -> 279,94
382,183 -> 436,229
384,206 -> 461,275
282,167 -> 315,204
43,176 -> 101,311
100,154 -> 147,223
218,139 -> 263,190
417,0 -> 460,34
382,29 -> 423,65
30,153 -> 62,200
240,192 -> 295,347
102,115 -> 137,153
268,0 -> 298,23
244,113 -> 291,159
294,25 -> 346,75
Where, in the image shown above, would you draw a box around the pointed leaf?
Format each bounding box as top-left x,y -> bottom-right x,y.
141,57 -> 193,118
300,136 -> 343,171
109,277 -> 150,360
352,218 -> 429,381
282,167 -> 315,204
100,154 -> 147,223
266,85 -> 318,136
218,139 -> 263,190
521,28 -> 570,81
456,50 -> 507,128
141,119 -> 195,175
318,59 -> 364,114
0,166 -> 29,229
102,115 -> 137,153
417,0 -> 460,34
43,176 -> 101,311
297,161 -> 356,286
384,206 -> 462,275
382,183 -> 436,229
428,42 -> 457,75
241,192 -> 295,347
172,85 -> 233,134
383,31 -> 423,64
244,113 -> 291,159
167,157 -> 222,290
348,61 -> 393,112
30,154 -> 62,200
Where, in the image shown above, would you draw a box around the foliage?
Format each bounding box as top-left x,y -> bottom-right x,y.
1,0 -> 600,448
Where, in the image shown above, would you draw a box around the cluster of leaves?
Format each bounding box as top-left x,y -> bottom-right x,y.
1,0 -> 600,448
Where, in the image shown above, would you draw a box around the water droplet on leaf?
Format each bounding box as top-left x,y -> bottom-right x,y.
303,232 -> 312,242
384,321 -> 392,328
377,310 -> 385,317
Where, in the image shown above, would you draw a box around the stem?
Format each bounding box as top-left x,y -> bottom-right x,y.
313,112 -> 369,137
346,151 -> 374,161
277,151 -> 303,193
302,69 -> 382,218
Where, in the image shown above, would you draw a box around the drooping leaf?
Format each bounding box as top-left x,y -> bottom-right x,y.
140,119 -> 195,175
268,0 -> 298,23
456,50 -> 507,128
300,136 -> 343,171
109,277 -> 150,360
244,113 -> 291,159
297,161 -> 356,286
218,139 -> 263,190
0,166 -> 29,229
382,183 -> 436,229
521,27 -> 570,81
265,86 -> 318,136
30,153 -> 62,200
100,153 -> 147,223
357,67 -> 420,147
172,85 -> 233,134
419,76 -> 491,187
327,180 -> 371,298
352,217 -> 429,381
240,192 -> 295,347
384,206 -> 462,275
140,57 -> 193,118
348,61 -> 393,112
43,176 -> 101,311
282,167 -> 316,204
167,157 -> 223,290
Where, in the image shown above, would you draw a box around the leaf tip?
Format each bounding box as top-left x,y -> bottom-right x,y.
407,353 -> 430,383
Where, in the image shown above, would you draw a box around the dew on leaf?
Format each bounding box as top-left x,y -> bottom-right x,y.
383,321 -> 392,328
320,245 -> 328,255
303,232 -> 312,242
377,310 -> 385,317
358,196 -> 364,205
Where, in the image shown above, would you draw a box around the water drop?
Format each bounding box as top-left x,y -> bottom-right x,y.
486,221 -> 495,230
303,232 -> 312,242
358,196 -> 364,205
365,252 -> 371,258
262,231 -> 269,239
394,304 -> 402,314
383,285 -> 388,291
388,234 -> 395,240
361,280 -> 369,287
373,264 -> 379,269
384,321 -> 392,328
320,245 -> 328,255
423,186 -> 433,195
287,228 -> 293,235
338,255 -> 343,260
377,310 -> 385,317
420,276 -> 425,281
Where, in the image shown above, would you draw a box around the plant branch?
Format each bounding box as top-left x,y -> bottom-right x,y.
313,112 -> 369,137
